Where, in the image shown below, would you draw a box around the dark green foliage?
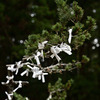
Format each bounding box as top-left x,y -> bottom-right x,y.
84,31 -> 92,40
25,0 -> 96,54
24,34 -> 41,55
72,34 -> 86,49
75,62 -> 81,68
72,1 -> 84,21
86,16 -> 96,30
42,30 -> 49,36
55,0 -> 71,24
82,55 -> 90,63
65,63 -> 72,70
72,22 -> 84,33
48,78 -> 74,100
14,92 -> 29,100
51,22 -> 62,33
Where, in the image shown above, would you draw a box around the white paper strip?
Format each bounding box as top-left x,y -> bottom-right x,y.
27,65 -> 33,69
23,55 -> 34,61
26,97 -> 29,100
32,66 -> 39,78
68,29 -> 72,44
60,43 -> 72,55
42,75 -> 45,83
42,73 -> 48,83
5,92 -> 13,100
38,41 -> 48,49
50,46 -> 62,62
1,75 -> 14,85
7,64 -> 16,72
21,69 -> 29,76
32,69 -> 48,83
46,93 -> 52,100
38,75 -> 41,80
34,51 -> 41,65
13,81 -> 22,92
5,75 -> 14,84
40,50 -> 44,61
15,61 -> 23,75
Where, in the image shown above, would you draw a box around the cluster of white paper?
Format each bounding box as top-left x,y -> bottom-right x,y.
4,80 -> 26,100
34,51 -> 44,65
2,63 -> 29,100
22,65 -> 48,83
15,61 -> 23,75
1,75 -> 14,85
2,29 -> 73,100
6,61 -> 23,75
38,41 -> 48,62
51,46 -> 62,62
50,42 -> 72,62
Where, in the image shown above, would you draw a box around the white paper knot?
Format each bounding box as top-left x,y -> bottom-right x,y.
38,41 -> 48,62
34,51 -> 41,65
32,68 -> 48,83
38,41 -> 48,49
36,70 -> 48,83
7,64 -> 16,72
13,81 -> 22,92
34,51 -> 45,65
47,93 -> 52,100
50,46 -> 62,62
40,49 -> 44,62
5,91 -> 13,100
68,28 -> 72,43
60,43 -> 72,55
15,61 -> 23,75
25,97 -> 29,100
32,66 -> 39,78
6,75 -> 14,80
1,75 -> 14,85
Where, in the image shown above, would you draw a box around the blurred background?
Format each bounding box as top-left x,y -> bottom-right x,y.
0,0 -> 100,100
